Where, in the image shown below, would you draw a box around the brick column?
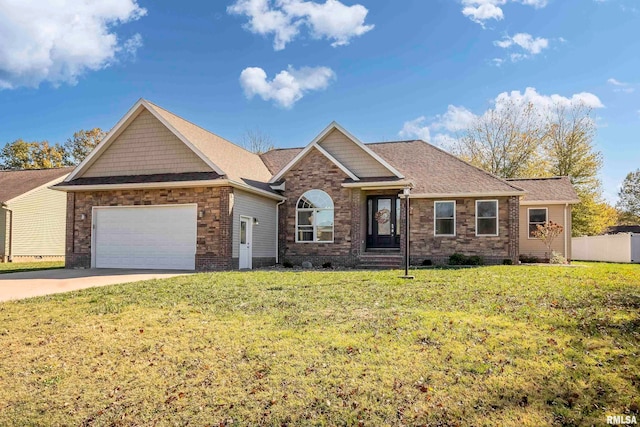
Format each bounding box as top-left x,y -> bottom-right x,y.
350,189 -> 361,258
508,196 -> 520,263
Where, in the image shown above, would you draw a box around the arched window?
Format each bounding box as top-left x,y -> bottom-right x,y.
296,190 -> 334,243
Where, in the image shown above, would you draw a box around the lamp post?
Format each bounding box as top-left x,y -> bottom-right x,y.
401,186 -> 414,279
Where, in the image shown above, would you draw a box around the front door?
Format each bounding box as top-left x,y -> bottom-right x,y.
239,216 -> 253,269
367,196 -> 401,249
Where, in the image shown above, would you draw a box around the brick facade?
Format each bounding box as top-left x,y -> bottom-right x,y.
65,186 -> 234,271
405,196 -> 519,265
279,148 -> 521,267
279,148 -> 359,267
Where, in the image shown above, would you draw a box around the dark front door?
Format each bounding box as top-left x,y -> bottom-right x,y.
367,196 -> 401,249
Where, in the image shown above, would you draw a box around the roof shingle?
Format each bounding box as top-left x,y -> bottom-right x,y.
506,177 -> 580,203
0,167 -> 73,203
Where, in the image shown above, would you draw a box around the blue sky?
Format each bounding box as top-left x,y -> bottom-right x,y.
0,0 -> 638,202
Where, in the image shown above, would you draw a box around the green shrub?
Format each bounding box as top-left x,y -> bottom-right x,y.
550,251 -> 568,265
519,254 -> 541,264
449,253 -> 467,265
502,258 -> 513,265
282,260 -> 294,268
421,259 -> 433,266
449,253 -> 484,266
322,262 -> 332,269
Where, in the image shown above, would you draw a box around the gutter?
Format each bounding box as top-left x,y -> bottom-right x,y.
52,179 -> 286,202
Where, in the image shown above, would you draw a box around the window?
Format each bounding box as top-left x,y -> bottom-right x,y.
476,200 -> 498,236
528,208 -> 548,238
434,201 -> 456,236
296,190 -> 334,242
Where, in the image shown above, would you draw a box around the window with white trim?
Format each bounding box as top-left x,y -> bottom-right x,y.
296,190 -> 334,243
434,201 -> 456,236
476,200 -> 498,236
528,208 -> 548,238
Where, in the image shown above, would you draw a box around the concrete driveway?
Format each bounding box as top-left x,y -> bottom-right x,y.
0,269 -> 194,302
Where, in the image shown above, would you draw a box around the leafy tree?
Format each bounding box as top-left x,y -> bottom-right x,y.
0,139 -> 68,169
616,169 -> 640,225
532,220 -> 564,257
64,128 -> 106,164
454,100 -> 546,178
545,103 -> 602,193
240,127 -> 275,154
572,192 -> 618,236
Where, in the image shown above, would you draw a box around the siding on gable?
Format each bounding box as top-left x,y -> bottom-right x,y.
318,129 -> 392,178
232,190 -> 278,259
81,110 -> 212,178
519,204 -> 571,259
8,183 -> 67,256
0,207 -> 7,257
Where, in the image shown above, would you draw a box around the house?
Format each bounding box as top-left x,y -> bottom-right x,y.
1,167 -> 73,262
506,177 -> 580,260
55,99 -> 578,270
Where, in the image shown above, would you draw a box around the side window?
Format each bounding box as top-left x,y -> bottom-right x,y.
434,201 -> 456,236
476,200 -> 498,236
296,190 -> 334,243
528,208 -> 548,237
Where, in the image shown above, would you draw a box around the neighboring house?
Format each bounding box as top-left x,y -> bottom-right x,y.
56,99 -> 578,270
506,177 -> 580,260
605,225 -> 640,235
0,168 -> 72,262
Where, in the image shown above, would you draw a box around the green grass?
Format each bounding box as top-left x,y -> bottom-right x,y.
0,261 -> 64,274
0,263 -> 638,426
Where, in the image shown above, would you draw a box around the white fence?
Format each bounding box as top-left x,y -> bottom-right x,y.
572,233 -> 640,263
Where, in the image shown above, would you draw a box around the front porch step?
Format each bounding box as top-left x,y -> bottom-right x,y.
358,254 -> 404,270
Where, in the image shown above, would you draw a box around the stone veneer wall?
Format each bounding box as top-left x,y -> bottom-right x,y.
65,186 -> 234,271
278,148 -> 360,267
404,196 -> 519,265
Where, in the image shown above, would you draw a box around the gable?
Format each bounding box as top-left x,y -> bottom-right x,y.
80,109 -> 213,178
283,146 -> 351,183
317,129 -> 393,178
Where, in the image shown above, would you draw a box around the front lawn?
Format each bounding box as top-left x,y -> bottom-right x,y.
0,264 -> 638,425
0,260 -> 64,274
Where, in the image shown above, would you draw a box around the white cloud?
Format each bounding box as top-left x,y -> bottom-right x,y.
399,88 -> 604,144
495,33 -> 549,55
0,0 -> 146,89
461,0 -> 547,26
239,65 -> 336,108
399,105 -> 477,147
607,78 -> 635,93
399,117 -> 432,142
494,87 -> 604,110
227,0 -> 374,50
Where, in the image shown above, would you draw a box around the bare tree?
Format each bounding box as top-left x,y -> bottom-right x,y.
240,127 -> 275,154
453,100 -> 547,178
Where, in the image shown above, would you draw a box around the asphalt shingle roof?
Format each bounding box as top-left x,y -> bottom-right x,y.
0,167 -> 73,203
261,140 -> 524,195
506,177 -> 580,203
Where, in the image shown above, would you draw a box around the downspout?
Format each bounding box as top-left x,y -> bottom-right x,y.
275,199 -> 286,264
563,203 -> 568,259
2,203 -> 13,262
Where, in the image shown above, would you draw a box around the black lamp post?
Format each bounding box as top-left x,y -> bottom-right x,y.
401,186 -> 414,279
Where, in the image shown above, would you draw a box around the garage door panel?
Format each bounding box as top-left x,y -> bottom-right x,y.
94,205 -> 197,270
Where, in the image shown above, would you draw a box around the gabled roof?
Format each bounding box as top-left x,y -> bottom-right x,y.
367,141 -> 525,196
268,122 -> 404,183
66,99 -> 272,185
261,140 -> 525,196
145,101 -> 272,183
506,177 -> 580,204
0,167 -> 73,204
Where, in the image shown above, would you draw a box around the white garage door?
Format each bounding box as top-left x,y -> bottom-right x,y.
94,205 -> 197,270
